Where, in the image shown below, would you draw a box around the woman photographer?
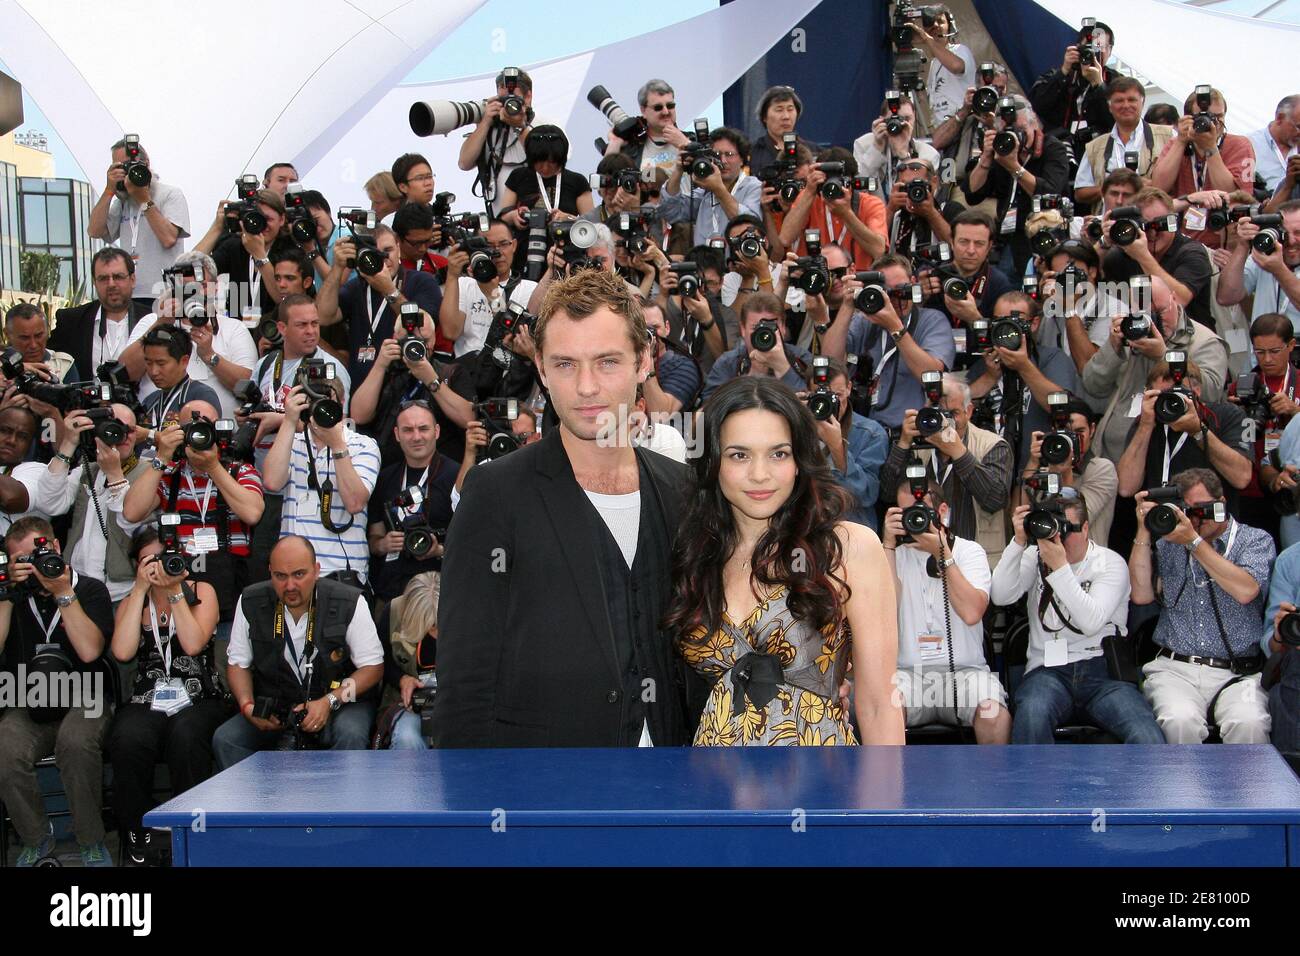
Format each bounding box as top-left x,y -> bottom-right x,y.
106,526 -> 226,865
373,571 -> 439,749
498,125 -> 593,273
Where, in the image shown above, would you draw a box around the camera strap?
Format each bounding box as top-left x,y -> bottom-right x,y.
123,203 -> 145,256
303,431 -> 355,534
1160,426 -> 1189,484
364,289 -> 389,349
81,465 -> 111,542
1103,122 -> 1155,176
147,598 -> 176,674
535,170 -> 562,214
154,378 -> 192,427
247,258 -> 263,310
275,594 -> 318,686
27,570 -> 78,644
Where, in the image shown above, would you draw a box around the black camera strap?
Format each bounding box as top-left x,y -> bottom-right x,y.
275,592 -> 318,689
1035,559 -> 1086,635
1102,121 -> 1155,177
165,466 -> 235,551
303,430 -> 355,534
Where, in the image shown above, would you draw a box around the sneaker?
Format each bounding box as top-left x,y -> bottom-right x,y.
78,841 -> 114,867
125,828 -> 151,866
15,823 -> 55,867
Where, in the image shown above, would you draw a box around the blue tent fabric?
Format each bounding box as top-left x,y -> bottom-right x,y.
971,0 -> 1079,93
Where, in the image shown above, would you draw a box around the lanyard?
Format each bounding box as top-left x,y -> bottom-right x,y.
536,170 -> 562,213
147,598 -> 176,673
124,204 -> 144,254
365,289 -> 389,348
823,205 -> 849,247
275,595 -> 318,685
1188,519 -> 1239,577
709,175 -> 747,239
931,452 -> 953,489
28,597 -> 63,643
1161,426 -> 1190,484
156,379 -> 190,425
183,469 -> 215,525
248,257 -> 263,308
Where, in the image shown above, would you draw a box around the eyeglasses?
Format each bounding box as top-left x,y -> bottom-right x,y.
1254,347 -> 1287,359
398,399 -> 433,413
95,273 -> 131,282
487,240 -> 515,251
649,102 -> 677,112
406,173 -> 434,184
828,267 -> 849,280
714,150 -> 739,160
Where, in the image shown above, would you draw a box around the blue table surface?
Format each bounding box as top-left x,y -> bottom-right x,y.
147,745 -> 1300,829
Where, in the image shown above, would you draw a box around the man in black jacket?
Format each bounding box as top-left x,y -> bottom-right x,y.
433,269 -> 700,748
1029,19 -> 1118,161
51,248 -> 151,380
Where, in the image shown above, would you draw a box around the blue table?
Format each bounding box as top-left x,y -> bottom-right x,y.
146,745 -> 1300,866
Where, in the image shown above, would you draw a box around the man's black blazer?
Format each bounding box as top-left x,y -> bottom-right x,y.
432,427 -> 700,748
51,299 -> 152,380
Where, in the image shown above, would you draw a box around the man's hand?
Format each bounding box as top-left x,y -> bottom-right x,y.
944,292 -> 982,326
693,159 -> 725,195
882,507 -> 904,548
446,249 -> 468,279
898,409 -> 920,450
31,555 -> 75,599
749,343 -> 792,380
815,415 -> 843,459
1269,464 -> 1299,494
1167,393 -> 1202,434
293,697 -> 332,734
871,117 -> 892,150
378,530 -> 406,555
375,338 -> 402,370
240,228 -> 269,261
866,294 -> 904,333
734,246 -> 771,280
909,527 -> 945,560
1080,61 -> 1103,87
1128,321 -> 1167,361
189,321 -> 216,361
886,179 -> 910,216
363,266 -> 398,298
185,443 -> 223,476
661,125 -> 691,149
106,163 -> 127,194
1037,532 -> 1068,571
1186,190 -> 1229,210
332,239 -> 356,275
1162,502 -> 1199,546
282,385 -> 310,427
154,422 -> 184,461
1137,388 -> 1160,427
1060,45 -> 1080,75
995,338 -> 1031,373
400,674 -> 422,709
1268,391 -> 1300,421
462,420 -> 488,463
930,422 -> 966,461
1011,503 -> 1031,546
125,177 -> 151,206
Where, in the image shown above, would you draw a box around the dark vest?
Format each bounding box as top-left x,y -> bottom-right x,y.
241,578 -> 361,705
588,456 -> 675,746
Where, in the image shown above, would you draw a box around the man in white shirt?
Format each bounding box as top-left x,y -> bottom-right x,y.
439,220 -> 538,357
1217,203 -> 1300,326
119,251 -> 258,418
213,535 -> 384,769
906,5 -> 975,128
1247,95 -> 1299,194
883,479 -> 1009,742
992,497 -> 1165,744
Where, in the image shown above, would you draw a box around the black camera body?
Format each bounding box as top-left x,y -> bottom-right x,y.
1025,498 -> 1079,541
815,162 -> 873,201
1154,350 -> 1193,426
215,418 -> 257,464
730,229 -> 767,262
791,230 -> 830,295
1121,312 -> 1155,341
972,86 -> 999,115
458,234 -> 500,282
1189,85 -> 1216,139
905,178 -> 931,206
914,370 -> 953,440
611,211 -> 651,256
807,356 -> 840,422
81,406 -> 127,454
498,67 -> 525,117
337,207 -> 385,276
233,378 -> 273,418
384,485 -> 443,559
476,398 -> 523,461
295,359 -> 343,429
1278,611 -> 1300,647
27,536 -> 67,582
1249,213 -> 1287,256
1143,485 -> 1185,536
226,173 -> 267,236
1039,392 -> 1078,467
759,134 -> 802,209
1206,203 -> 1257,232
284,184 -> 316,244
1234,370 -> 1272,429
156,513 -> 193,578
751,318 -> 780,353
854,271 -> 888,314
178,410 -> 218,457
587,85 -> 649,146
993,129 -> 1023,157
682,139 -> 723,181
1023,469 -> 1061,498
121,134 -> 151,189
669,261 -> 700,298
989,313 -> 1031,352
483,300 -> 534,359
897,461 -> 937,544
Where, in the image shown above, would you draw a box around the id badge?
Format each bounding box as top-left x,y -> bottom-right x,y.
953,330 -> 967,354
1000,207 -> 1017,236
1126,393 -> 1143,418
1265,430 -> 1282,456
1183,206 -> 1208,232
1043,637 -> 1070,668
189,528 -> 219,554
918,633 -> 944,663
357,346 -> 377,365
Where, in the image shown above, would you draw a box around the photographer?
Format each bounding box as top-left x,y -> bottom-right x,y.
1035,240 -> 1126,377
963,97 -> 1071,278
804,357 -> 888,530
604,79 -> 691,178
1263,545 -> 1300,750
641,300 -> 701,418
931,62 -> 1007,157
1076,168 -> 1141,251
1084,274 -> 1228,463
439,219 -> 537,356
1028,20 -> 1117,160
524,222 -> 620,315
366,401 -> 455,603
884,158 -> 963,255
452,409 -> 538,501
774,147 -> 887,270
393,201 -> 449,278
919,211 -> 1013,327
263,163 -> 298,195
457,68 -> 542,216
1131,468 -> 1274,743
880,375 -> 1012,567
902,4 -> 975,128
700,293 -> 811,402
34,404 -> 148,603
0,516 -> 116,867
373,571 -> 439,750
87,136 -> 191,313
854,95 -> 942,199
1216,202 -> 1300,326
196,187 -> 294,317
3,303 -> 79,386
263,377 -> 381,586
132,325 -> 221,436
1249,95 -> 1300,195
884,480 -> 1009,742
51,248 -> 151,380
660,126 -> 763,246
317,224 -> 441,384
966,291 -> 1080,463
392,153 -> 435,208
992,498 -> 1165,744
0,406 -> 44,536
214,535 -> 384,768
120,250 -> 259,418
1074,77 -> 1174,210
365,171 -> 403,226
749,85 -> 816,176
106,526 -> 224,865
500,125 -> 594,255
821,253 -> 952,431
122,398 -> 265,637
582,154 -> 648,226
267,246 -> 349,364
1150,87 -> 1257,245
1017,396 -> 1118,545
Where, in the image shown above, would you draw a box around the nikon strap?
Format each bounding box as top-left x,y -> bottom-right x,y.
276,593 -> 318,686
303,431 -> 355,534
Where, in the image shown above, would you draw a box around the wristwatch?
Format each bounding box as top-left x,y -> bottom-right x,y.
889,327 -> 909,344
330,448 -> 351,460
427,377 -> 441,394
150,457 -> 167,472
940,556 -> 956,570
384,291 -> 402,306
304,250 -> 319,261
1012,166 -> 1026,180
253,256 -> 270,267
139,200 -> 155,214
206,352 -> 220,369
167,591 -> 185,605
1185,535 -> 1204,553
56,593 -> 78,609
327,692 -> 341,712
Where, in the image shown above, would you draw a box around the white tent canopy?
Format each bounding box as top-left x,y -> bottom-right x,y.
1032,0 -> 1300,134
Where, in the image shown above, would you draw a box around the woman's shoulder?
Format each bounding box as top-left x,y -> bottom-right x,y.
833,521 -> 884,567
504,166 -> 532,189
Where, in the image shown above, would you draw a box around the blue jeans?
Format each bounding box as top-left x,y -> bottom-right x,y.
1012,655 -> 1164,744
389,710 -> 428,750
212,700 -> 376,770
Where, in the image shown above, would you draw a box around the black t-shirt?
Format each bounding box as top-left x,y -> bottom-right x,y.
4,574 -> 115,673
1128,401 -> 1251,511
1102,233 -> 1215,329
924,261 -> 1015,326
889,199 -> 965,255
337,269 -> 443,384
503,167 -> 591,271
212,233 -> 298,316
366,455 -> 458,600
448,348 -> 537,406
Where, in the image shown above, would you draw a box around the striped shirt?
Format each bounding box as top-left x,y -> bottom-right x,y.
154,462 -> 263,554
281,429 -> 381,580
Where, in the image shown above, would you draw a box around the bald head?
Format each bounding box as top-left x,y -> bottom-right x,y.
269,535 -> 319,609
179,399 -> 220,424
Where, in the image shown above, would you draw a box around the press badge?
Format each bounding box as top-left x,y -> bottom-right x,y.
1265,429 -> 1282,456
1043,637 -> 1069,668
189,528 -> 219,554
356,347 -> 377,365
1000,208 -> 1018,235
918,633 -> 944,663
1183,206 -> 1208,233
1126,393 -> 1143,417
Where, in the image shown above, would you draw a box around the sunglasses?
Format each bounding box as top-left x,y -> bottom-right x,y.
828,267 -> 849,280
649,102 -> 677,112
398,399 -> 434,413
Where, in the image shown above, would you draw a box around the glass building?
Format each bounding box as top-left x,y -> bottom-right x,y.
18,175 -> 97,296
0,159 -> 18,294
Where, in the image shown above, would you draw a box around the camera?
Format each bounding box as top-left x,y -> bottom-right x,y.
966,318 -> 992,355
498,67 -> 525,117
475,398 -> 522,461
120,134 -> 151,189
1206,203 -> 1257,232
807,356 -> 840,422
524,207 -> 550,282
548,218 -> 601,266
1249,213 -> 1286,256
233,379 -> 272,418
284,184 -> 316,244
914,370 -> 952,438
225,175 -> 267,235
905,178 -> 931,205
993,129 -> 1023,157
295,358 -> 343,429
1023,469 -> 1061,498
1234,370 -> 1272,429
899,463 -> 938,544
459,234 -> 500,283
23,537 -> 66,582
1190,84 -> 1216,135
912,241 -> 953,267
81,406 -> 126,452
398,304 -> 428,363
1039,392 -> 1078,467
816,162 -> 873,201
941,273 -> 970,300
1120,312 -> 1154,341
854,271 -> 888,314
1025,498 -> 1079,541
791,230 -> 830,295
1031,226 -> 1069,259
612,211 -> 651,255
1278,611 -> 1300,647
669,262 -> 700,298
972,85 -> 999,115
751,318 -> 780,352
484,300 -> 534,358
179,410 -> 218,454
682,130 -> 723,182
758,134 -> 802,209
989,312 -> 1031,351
384,485 -> 442,559
730,229 -> 766,261
586,85 -> 649,146
338,208 -> 385,276
410,98 -> 488,137
1154,350 -> 1194,426
594,168 -> 651,195
156,513 -> 193,578
215,418 -> 257,464
883,91 -> 907,136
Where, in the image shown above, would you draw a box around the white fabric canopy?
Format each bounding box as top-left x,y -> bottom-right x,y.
1032,0 -> 1300,134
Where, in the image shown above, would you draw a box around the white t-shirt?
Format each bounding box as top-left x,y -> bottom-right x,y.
32,464 -> 144,602
1242,257 -> 1300,325
895,536 -> 991,670
126,313 -> 259,418
0,461 -> 48,537
927,43 -> 976,126
452,276 -> 539,357
90,308 -> 134,373
227,593 -> 384,672
633,422 -> 687,464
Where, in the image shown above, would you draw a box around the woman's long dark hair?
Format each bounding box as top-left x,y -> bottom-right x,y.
663,376 -> 853,644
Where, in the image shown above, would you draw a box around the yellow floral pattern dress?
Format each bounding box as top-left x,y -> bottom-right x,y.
683,584 -> 857,746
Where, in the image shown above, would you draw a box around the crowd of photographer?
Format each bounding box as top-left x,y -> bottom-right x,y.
0,6 -> 1299,865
